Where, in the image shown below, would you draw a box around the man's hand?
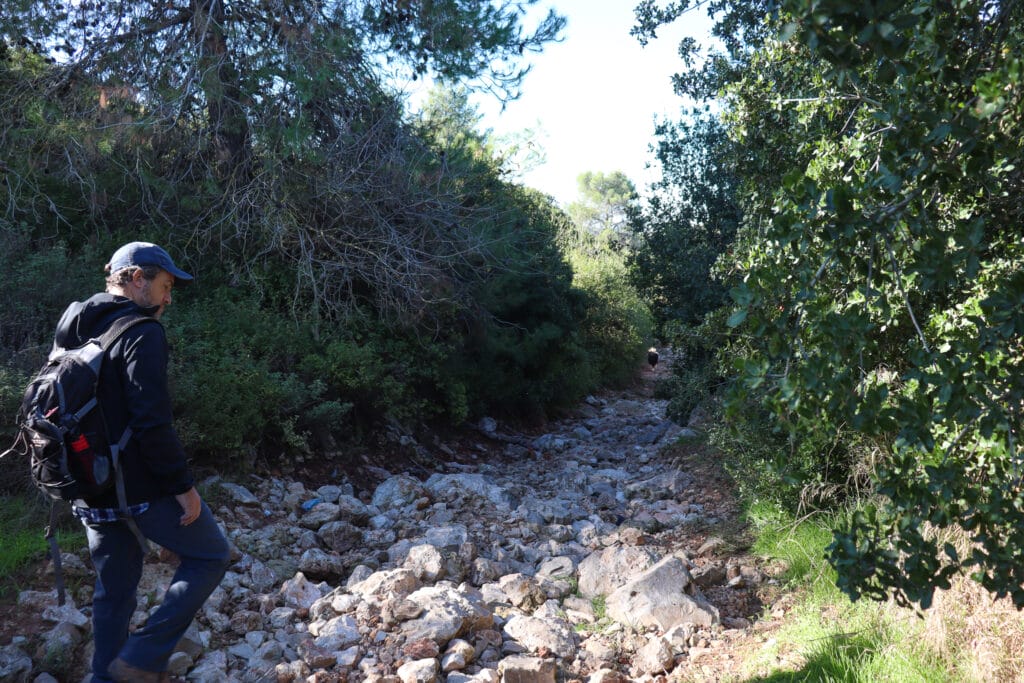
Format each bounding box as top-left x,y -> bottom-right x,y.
176,487 -> 202,526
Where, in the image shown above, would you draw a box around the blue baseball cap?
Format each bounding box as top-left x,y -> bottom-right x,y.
106,242 -> 194,283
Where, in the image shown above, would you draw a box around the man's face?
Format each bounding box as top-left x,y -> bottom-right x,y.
134,269 -> 175,319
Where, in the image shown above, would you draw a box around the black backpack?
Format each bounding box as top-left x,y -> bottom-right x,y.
6,314 -> 154,501
2,313 -> 155,604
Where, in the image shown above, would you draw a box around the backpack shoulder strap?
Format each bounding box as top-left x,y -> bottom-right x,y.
96,314 -> 160,351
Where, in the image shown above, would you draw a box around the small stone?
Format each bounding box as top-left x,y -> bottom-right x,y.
337,645 -> 361,667
588,670 -> 631,683
166,651 -> 193,676
440,650 -> 466,672
633,636 -> 674,676
275,660 -> 311,682
397,657 -> 438,683
497,655 -> 556,683
41,603 -> 88,628
697,537 -> 727,556
229,610 -> 262,634
297,639 -> 337,669
403,638 -> 440,660
219,482 -> 260,505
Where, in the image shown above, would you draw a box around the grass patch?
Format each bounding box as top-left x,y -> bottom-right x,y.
741,501 -> 959,682
747,500 -> 836,591
0,494 -> 87,601
592,594 -> 607,621
574,595 -> 611,634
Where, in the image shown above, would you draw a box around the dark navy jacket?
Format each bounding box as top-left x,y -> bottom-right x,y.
53,293 -> 194,506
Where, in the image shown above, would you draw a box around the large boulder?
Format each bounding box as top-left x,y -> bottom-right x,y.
372,474 -> 426,509
401,585 -> 493,644
577,546 -> 661,598
503,614 -> 577,659
605,557 -> 719,630
424,473 -> 515,510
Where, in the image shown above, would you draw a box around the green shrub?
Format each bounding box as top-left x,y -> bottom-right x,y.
0,494 -> 85,597
450,186 -> 605,419
658,314 -> 726,424
304,324 -> 467,428
0,57 -> 658,471
660,309 -> 869,513
748,500 -> 836,588
166,289 -> 356,464
569,243 -> 654,387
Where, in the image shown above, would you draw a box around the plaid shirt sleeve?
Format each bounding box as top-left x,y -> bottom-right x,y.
72,502 -> 150,523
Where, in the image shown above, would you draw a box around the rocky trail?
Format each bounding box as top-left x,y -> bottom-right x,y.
1,356 -> 794,682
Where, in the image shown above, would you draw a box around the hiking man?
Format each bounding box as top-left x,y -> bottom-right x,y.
54,242 -> 230,682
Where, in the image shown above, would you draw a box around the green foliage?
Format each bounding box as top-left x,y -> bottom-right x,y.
159,288 -> 335,461
461,238 -> 594,416
0,9 -> 652,492
567,170 -> 638,239
0,3 -> 567,325
0,495 -> 85,595
0,496 -> 49,577
567,235 -> 654,387
0,227 -> 100,358
560,168 -> 653,389
166,288 -> 478,462
591,595 -> 607,621
628,114 -> 740,332
639,0 -> 1024,608
39,643 -> 74,680
416,94 -> 629,417
305,323 -> 466,427
0,226 -> 120,449
741,0 -> 1024,608
656,313 -> 728,424
743,503 -> 956,682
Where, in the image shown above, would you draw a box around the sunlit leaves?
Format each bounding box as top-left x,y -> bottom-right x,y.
643,0 -> 1024,607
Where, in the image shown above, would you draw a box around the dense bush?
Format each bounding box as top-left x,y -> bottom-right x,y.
636,0 -> 1024,608
454,187 -> 593,418
627,115 -> 740,333
0,47 -> 651,479
568,237 -> 654,388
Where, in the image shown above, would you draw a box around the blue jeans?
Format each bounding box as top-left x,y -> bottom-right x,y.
85,496 -> 230,681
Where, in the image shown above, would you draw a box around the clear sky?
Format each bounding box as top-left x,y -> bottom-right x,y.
472,0 -> 714,206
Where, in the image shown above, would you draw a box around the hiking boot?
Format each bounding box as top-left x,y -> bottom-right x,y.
108,657 -> 162,683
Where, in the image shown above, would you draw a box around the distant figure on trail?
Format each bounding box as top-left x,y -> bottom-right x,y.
648,347 -> 660,370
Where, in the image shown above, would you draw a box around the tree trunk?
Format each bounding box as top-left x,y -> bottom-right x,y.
191,0 -> 250,182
